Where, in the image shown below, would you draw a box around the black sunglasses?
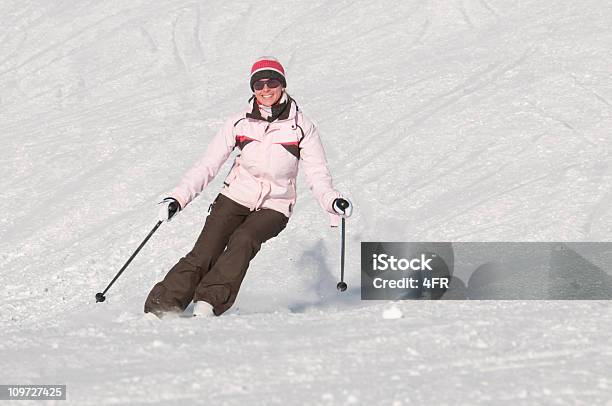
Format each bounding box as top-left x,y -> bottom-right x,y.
253,79 -> 282,91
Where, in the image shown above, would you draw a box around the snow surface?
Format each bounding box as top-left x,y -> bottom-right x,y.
1,0 -> 612,404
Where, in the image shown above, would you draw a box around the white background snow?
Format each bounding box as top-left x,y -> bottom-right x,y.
1,0 -> 612,404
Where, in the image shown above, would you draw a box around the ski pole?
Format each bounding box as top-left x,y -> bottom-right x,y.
95,220 -> 163,303
336,200 -> 349,292
336,217 -> 347,292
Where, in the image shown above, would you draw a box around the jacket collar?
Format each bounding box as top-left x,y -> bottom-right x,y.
245,92 -> 297,123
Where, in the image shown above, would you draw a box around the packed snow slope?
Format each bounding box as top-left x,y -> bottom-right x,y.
1,0 -> 612,404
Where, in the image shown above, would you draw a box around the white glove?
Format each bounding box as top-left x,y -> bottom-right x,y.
158,197 -> 181,222
333,198 -> 353,218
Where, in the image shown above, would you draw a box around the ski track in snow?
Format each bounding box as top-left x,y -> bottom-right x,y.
1,0 -> 612,404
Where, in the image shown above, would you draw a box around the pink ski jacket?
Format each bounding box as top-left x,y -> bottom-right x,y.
170,96 -> 342,226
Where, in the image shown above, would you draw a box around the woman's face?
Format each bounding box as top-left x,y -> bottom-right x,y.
253,78 -> 284,107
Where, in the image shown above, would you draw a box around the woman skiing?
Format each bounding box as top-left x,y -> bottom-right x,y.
144,56 -> 353,318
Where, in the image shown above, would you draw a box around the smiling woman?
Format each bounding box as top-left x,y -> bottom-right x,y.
144,56 -> 353,318
250,57 -> 285,107
253,78 -> 283,106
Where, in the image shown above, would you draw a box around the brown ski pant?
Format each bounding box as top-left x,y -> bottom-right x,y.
144,194 -> 288,316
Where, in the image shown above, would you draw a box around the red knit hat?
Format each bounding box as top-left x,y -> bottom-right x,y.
250,56 -> 286,91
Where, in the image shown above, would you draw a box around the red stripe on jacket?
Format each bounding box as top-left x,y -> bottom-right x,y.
236,135 -> 257,143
